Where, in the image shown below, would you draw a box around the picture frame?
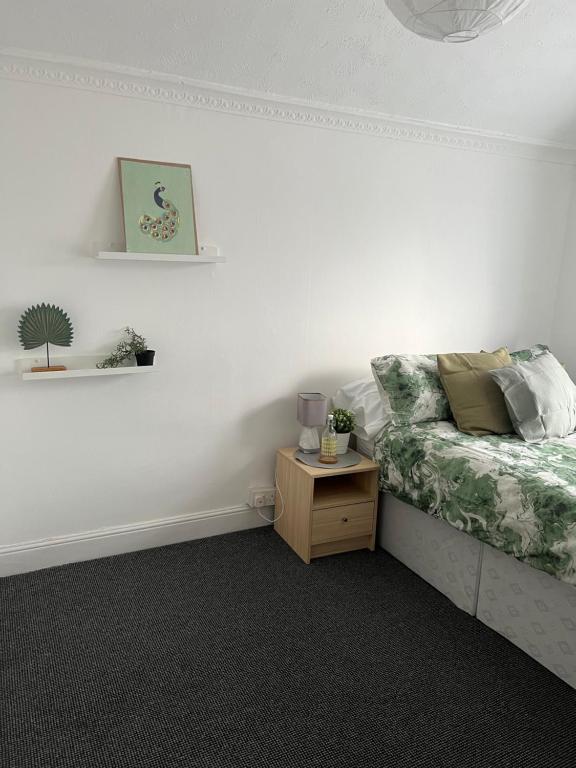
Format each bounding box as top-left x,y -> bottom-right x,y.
118,157 -> 199,255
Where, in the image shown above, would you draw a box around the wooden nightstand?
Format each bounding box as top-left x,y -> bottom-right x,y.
274,448 -> 379,564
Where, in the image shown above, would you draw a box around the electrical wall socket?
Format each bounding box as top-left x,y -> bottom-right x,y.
248,487 -> 276,508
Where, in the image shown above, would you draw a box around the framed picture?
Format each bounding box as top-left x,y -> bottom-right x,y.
118,157 -> 199,255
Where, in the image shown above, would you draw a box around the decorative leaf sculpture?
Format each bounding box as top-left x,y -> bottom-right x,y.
18,303 -> 74,368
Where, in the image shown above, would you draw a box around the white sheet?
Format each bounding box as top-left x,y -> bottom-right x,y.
333,376 -> 386,441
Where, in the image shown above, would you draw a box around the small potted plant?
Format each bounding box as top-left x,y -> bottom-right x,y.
97,327 -> 155,368
330,408 -> 356,454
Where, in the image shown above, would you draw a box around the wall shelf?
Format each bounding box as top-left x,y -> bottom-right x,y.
16,355 -> 156,381
22,367 -> 154,381
96,245 -> 223,263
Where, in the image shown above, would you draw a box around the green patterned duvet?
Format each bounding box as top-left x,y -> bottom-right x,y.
374,422 -> 576,586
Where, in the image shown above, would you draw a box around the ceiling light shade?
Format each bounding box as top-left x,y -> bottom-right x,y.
385,0 -> 529,43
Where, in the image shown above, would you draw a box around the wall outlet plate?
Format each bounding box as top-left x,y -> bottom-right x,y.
248,487 -> 276,508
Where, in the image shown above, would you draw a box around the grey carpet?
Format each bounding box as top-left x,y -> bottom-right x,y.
2,527 -> 575,768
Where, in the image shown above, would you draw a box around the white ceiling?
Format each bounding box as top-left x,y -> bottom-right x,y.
3,0 -> 576,145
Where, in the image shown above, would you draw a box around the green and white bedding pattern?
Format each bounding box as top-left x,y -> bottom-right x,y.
375,421 -> 576,586
370,344 -> 548,429
371,354 -> 451,427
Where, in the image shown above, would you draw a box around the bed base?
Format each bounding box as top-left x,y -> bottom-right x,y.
378,493 -> 576,690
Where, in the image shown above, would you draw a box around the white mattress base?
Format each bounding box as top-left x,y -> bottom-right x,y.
378,494 -> 482,615
379,492 -> 576,690
478,546 -> 576,688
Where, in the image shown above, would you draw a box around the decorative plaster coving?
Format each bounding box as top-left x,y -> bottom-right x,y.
2,49 -> 576,165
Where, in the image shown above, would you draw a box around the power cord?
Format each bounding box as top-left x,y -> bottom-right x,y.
256,471 -> 285,524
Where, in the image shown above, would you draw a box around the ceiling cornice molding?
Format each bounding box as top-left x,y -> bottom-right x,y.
2,47 -> 576,166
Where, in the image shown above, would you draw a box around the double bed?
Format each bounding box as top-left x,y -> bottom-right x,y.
357,421 -> 576,689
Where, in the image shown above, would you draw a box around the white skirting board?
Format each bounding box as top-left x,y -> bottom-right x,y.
0,505 -> 272,578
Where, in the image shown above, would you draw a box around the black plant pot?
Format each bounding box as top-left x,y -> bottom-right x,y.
135,350 -> 155,366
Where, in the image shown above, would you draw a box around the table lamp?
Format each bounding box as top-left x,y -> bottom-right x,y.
297,393 -> 328,453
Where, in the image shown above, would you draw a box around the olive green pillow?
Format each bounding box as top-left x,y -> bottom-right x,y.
437,348 -> 513,436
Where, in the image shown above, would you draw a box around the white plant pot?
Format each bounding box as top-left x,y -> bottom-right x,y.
336,433 -> 350,455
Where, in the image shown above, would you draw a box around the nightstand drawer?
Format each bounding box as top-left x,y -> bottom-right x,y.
311,502 -> 374,544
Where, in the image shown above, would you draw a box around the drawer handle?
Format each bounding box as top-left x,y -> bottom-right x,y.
341,516 -> 348,523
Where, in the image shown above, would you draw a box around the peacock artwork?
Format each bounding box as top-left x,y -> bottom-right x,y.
139,182 -> 180,242
118,158 -> 199,256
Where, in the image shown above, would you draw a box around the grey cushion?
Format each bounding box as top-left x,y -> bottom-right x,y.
490,352 -> 576,442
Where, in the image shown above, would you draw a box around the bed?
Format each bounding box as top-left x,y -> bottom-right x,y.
369,422 -> 576,689
335,347 -> 576,689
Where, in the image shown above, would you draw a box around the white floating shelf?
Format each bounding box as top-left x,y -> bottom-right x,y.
22,367 -> 154,381
96,245 -> 224,263
16,355 -> 156,381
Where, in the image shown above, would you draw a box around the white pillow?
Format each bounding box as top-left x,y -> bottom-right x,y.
333,377 -> 387,441
490,352 -> 576,442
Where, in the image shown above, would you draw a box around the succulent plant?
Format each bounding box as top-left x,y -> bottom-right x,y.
330,408 -> 356,434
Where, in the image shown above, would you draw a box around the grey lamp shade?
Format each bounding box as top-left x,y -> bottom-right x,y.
297,393 -> 328,427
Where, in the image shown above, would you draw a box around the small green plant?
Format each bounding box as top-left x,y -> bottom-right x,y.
330,408 -> 356,434
97,327 -> 147,369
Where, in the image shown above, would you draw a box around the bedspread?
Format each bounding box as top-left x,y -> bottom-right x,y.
375,421 -> 576,585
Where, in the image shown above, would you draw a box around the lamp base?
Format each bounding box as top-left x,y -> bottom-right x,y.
298,426 -> 320,453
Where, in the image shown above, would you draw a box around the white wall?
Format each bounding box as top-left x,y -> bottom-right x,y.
1,77 -> 573,560
551,173 -> 576,376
